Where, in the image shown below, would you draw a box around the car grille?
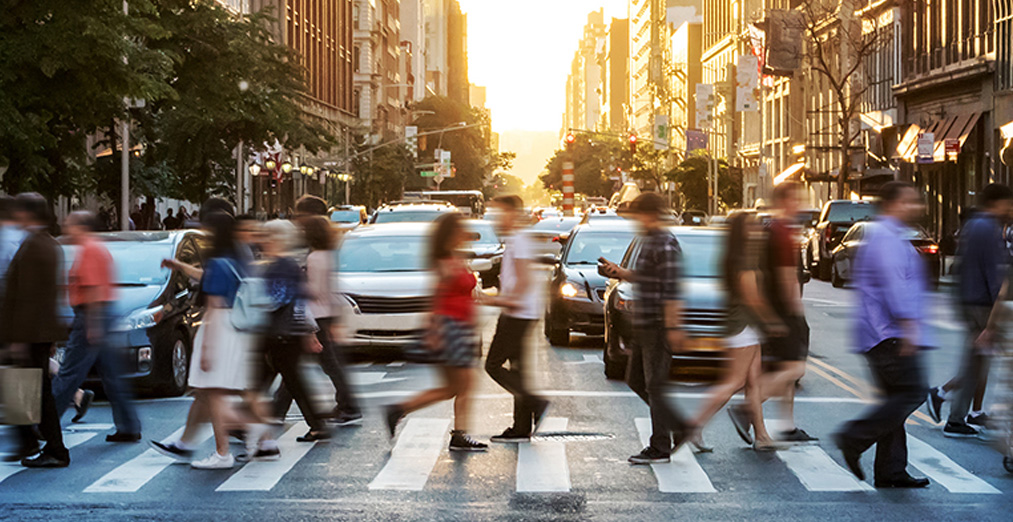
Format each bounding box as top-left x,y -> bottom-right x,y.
682,308 -> 726,329
346,294 -> 431,314
355,329 -> 426,339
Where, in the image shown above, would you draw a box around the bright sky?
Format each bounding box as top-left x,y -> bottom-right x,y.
459,0 -> 629,133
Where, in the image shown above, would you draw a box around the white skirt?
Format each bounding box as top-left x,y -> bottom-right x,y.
188,317 -> 253,391
724,325 -> 761,349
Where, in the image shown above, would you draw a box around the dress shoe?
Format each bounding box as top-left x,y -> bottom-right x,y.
21,453 -> 70,468
105,432 -> 142,443
833,433 -> 865,481
875,474 -> 930,489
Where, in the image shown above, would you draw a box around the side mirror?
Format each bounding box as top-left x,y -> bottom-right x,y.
536,253 -> 558,266
468,258 -> 493,273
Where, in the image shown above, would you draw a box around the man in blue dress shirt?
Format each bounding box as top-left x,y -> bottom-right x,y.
834,181 -> 931,488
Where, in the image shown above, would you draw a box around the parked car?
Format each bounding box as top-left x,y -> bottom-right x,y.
829,222 -> 941,288
462,219 -> 504,288
528,215 -> 581,258
681,210 -> 709,226
544,220 -> 637,346
602,227 -> 727,381
56,231 -> 206,396
579,207 -> 622,224
330,205 -> 368,230
369,201 -> 457,224
806,200 -> 878,280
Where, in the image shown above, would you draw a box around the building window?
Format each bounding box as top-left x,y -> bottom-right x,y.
353,45 -> 360,72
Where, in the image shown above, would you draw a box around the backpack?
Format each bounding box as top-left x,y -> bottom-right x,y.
222,259 -> 275,332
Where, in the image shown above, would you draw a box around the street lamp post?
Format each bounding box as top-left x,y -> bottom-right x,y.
337,173 -> 352,205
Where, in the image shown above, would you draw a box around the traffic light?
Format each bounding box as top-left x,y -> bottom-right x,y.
565,133 -> 576,152
629,133 -> 637,155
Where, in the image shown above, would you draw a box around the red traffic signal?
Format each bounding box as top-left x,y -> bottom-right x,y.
565,133 -> 576,152
629,133 -> 637,154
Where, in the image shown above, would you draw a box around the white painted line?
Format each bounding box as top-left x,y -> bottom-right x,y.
565,355 -> 603,365
907,435 -> 1001,494
368,418 -> 450,491
217,422 -> 312,492
85,427 -> 211,493
634,418 -> 715,493
351,390 -> 871,404
776,445 -> 873,492
351,372 -> 406,386
387,361 -> 405,367
65,423 -> 115,432
517,417 -> 571,493
0,432 -> 96,485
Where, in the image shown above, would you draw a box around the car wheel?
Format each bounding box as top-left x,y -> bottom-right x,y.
831,263 -> 844,288
162,330 -> 190,397
603,331 -> 627,380
818,257 -> 831,281
806,246 -> 814,272
548,319 -> 569,347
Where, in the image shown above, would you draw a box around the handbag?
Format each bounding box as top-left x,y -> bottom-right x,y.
0,366 -> 42,425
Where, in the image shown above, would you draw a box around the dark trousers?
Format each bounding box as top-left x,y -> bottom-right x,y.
17,344 -> 67,459
948,305 -> 991,423
484,315 -> 536,435
52,307 -> 140,433
273,318 -> 359,416
264,336 -> 322,432
626,327 -> 687,453
839,339 -> 927,480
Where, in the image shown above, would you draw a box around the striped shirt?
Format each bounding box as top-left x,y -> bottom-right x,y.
633,228 -> 682,327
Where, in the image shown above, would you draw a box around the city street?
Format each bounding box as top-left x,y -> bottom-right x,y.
1,280 -> 1011,521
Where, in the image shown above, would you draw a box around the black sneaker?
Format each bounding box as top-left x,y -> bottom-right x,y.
490,427 -> 531,443
105,432 -> 141,443
252,446 -> 281,460
628,446 -> 670,464
779,428 -> 818,444
330,411 -> 364,427
925,386 -> 945,423
942,421 -> 980,438
966,412 -> 990,429
728,405 -> 753,445
530,398 -> 550,432
449,432 -> 488,452
72,390 -> 95,423
148,440 -> 194,461
384,405 -> 404,439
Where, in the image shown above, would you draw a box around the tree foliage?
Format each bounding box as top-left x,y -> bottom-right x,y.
666,151 -> 742,212
540,134 -> 628,197
350,141 -> 412,210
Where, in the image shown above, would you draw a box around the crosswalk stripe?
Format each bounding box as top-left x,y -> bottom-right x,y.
0,432 -> 96,485
84,427 -> 211,493
516,417 -> 571,492
634,418 -> 716,493
776,445 -> 874,492
906,435 -> 1001,494
217,422 -> 313,492
368,417 -> 451,491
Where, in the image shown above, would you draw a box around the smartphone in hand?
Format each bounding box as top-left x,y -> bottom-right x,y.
597,257 -> 614,278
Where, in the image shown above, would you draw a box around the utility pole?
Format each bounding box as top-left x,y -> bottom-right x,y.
121,0 -> 130,231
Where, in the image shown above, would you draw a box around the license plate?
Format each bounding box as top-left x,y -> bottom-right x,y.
683,337 -> 724,352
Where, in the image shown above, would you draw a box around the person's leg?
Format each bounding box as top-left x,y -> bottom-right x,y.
180,394 -> 208,445
972,371 -> 989,413
205,390 -> 235,456
447,367 -> 473,431
269,338 -> 324,432
626,332 -> 649,405
484,315 -> 532,432
777,361 -> 806,427
94,311 -> 141,434
948,306 -> 990,423
874,421 -> 909,481
51,314 -> 99,421
745,348 -> 774,443
640,329 -> 686,452
692,345 -> 753,428
315,318 -> 360,414
28,344 -> 67,458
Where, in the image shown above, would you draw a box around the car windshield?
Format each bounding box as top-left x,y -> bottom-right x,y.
564,231 -> 636,265
826,203 -> 878,223
63,242 -> 171,286
677,233 -> 724,278
374,210 -> 445,224
531,218 -> 580,233
338,235 -> 427,272
905,226 -> 932,240
467,222 -> 500,245
330,210 -> 360,223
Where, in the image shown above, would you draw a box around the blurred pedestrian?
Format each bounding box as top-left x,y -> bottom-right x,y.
0,196 -> 27,300
758,182 -> 817,443
47,357 -> 94,423
690,211 -> 787,451
385,213 -> 488,452
927,183 -> 1013,436
1,193 -> 68,468
599,192 -> 690,464
51,211 -> 141,443
834,181 -> 931,488
484,195 -> 549,443
277,215 -> 361,426
150,211 -> 253,469
162,208 -> 178,230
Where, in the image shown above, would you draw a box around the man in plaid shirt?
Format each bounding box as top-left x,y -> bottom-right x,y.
600,192 -> 690,464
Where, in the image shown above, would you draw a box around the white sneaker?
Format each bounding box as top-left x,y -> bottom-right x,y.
190,451 -> 235,470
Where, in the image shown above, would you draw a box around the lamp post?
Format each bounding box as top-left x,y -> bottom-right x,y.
337,172 -> 352,205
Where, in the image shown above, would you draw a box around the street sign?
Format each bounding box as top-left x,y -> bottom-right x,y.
654,114 -> 669,151
695,84 -> 715,129
944,138 -> 960,158
440,150 -> 452,177
917,132 -> 934,164
736,54 -> 759,112
405,126 -> 418,158
421,171 -> 438,177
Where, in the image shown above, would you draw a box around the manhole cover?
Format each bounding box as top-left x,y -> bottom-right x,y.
530,432 -> 614,442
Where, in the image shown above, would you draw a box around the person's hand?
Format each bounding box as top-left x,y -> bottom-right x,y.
161,258 -> 180,271
898,338 -> 917,357
305,335 -> 323,353
599,259 -> 620,278
200,350 -> 213,373
666,329 -> 685,353
976,327 -> 996,353
766,321 -> 789,338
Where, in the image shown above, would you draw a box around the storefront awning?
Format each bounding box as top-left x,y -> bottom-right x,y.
896,112 -> 981,163
772,162 -> 805,185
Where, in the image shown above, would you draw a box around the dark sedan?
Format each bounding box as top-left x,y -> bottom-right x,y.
57,231 -> 206,396
545,220 -> 637,346
602,227 -> 727,381
830,222 -> 941,288
462,219 -> 504,288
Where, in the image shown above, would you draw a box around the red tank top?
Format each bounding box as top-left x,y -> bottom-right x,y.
433,261 -> 476,322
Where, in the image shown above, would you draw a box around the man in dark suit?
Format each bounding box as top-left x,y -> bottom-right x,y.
1,193 -> 69,468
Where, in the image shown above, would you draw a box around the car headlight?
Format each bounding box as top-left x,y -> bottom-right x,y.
614,297 -> 631,312
112,305 -> 164,332
560,282 -> 580,298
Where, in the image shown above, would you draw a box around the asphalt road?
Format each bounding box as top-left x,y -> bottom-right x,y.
2,280 -> 1011,521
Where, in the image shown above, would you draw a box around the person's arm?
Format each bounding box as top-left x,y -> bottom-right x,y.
868,228 -> 921,355
162,258 -> 203,282
661,239 -> 685,351
772,226 -> 804,316
739,270 -> 788,336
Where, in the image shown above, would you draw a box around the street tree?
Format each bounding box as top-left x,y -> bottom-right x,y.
666,150 -> 741,212
540,134 -> 629,197
350,141 -> 412,210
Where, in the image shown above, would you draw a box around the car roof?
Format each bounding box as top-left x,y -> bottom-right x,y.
345,222 -> 433,238
666,225 -> 725,237
379,200 -> 455,209
571,219 -> 638,233
59,230 -> 198,245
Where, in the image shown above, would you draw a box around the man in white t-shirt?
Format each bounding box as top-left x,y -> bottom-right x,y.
485,195 -> 550,442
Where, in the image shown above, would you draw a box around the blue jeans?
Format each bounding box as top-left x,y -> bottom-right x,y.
52,305 -> 141,434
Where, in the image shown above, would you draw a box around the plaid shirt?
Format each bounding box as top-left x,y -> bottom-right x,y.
633,228 -> 682,327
